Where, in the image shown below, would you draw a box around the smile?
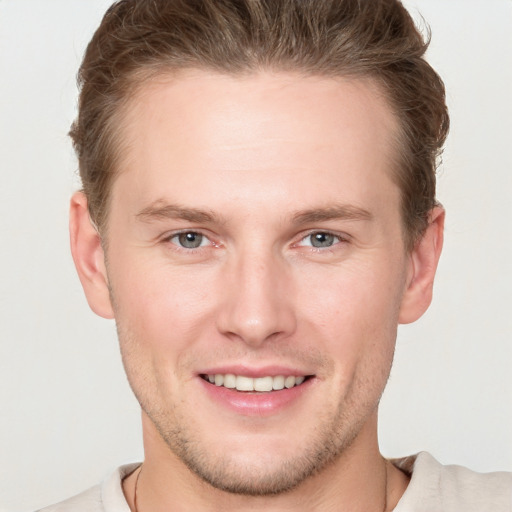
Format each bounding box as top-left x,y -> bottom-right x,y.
201,374 -> 309,392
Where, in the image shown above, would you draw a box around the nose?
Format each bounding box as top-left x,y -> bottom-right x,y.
215,248 -> 297,347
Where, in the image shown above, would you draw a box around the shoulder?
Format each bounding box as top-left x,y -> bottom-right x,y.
36,485 -> 102,512
35,463 -> 140,512
392,452 -> 512,512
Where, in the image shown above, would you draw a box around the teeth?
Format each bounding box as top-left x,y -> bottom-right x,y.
224,374 -> 236,389
272,375 -> 285,390
284,376 -> 296,389
236,375 -> 254,391
254,376 -> 273,392
204,374 -> 307,392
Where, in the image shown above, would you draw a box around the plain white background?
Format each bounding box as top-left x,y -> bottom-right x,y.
0,1 -> 511,510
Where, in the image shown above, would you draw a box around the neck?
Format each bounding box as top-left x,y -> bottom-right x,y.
123,412 -> 409,512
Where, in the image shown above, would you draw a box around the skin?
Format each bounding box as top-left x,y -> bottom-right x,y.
70,70 -> 444,511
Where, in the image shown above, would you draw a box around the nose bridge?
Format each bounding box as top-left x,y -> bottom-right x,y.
216,243 -> 296,346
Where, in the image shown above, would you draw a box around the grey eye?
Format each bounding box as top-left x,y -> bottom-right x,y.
310,232 -> 336,248
177,232 -> 204,248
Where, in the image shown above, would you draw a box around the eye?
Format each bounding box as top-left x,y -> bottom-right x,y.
298,232 -> 342,248
170,231 -> 209,249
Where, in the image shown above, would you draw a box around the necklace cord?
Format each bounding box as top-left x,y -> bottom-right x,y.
133,464 -> 142,512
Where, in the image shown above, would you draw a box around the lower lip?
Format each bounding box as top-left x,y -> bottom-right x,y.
199,377 -> 314,417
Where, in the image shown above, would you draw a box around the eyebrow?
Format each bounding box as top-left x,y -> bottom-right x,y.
135,202 -> 222,224
291,204 -> 373,225
135,201 -> 373,226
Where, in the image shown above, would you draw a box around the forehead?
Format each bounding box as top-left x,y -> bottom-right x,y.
112,70 -> 400,220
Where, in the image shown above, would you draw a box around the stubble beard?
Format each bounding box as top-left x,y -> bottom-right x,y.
112,294 -> 394,497
140,386 -> 378,497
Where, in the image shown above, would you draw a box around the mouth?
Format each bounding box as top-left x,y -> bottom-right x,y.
200,373 -> 312,392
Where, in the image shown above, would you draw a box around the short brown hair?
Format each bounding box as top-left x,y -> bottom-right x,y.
71,0 -> 449,249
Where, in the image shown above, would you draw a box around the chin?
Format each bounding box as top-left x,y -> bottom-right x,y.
148,403 -> 364,496
172,440 -> 337,496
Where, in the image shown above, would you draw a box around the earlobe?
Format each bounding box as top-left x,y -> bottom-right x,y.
69,192 -> 114,319
398,206 -> 445,324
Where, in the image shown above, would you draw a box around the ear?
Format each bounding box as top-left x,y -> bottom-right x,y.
69,191 -> 114,319
399,206 -> 445,324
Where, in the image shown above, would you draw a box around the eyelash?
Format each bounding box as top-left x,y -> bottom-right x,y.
161,230 -> 349,253
296,231 -> 348,250
163,230 -> 214,251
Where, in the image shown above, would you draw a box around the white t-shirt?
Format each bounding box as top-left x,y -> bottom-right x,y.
37,452 -> 512,511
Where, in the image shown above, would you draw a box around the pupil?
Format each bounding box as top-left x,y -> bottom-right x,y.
312,232 -> 334,248
179,232 -> 202,248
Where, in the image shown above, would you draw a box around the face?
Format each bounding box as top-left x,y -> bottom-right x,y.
91,71 -> 415,494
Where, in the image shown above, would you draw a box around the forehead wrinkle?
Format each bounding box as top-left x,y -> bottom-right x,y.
291,204 -> 373,225
135,200 -> 225,225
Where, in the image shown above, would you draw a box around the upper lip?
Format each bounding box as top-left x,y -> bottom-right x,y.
198,365 -> 313,378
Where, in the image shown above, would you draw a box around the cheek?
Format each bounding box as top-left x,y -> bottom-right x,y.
109,261 -> 221,409
108,256 -> 219,353
299,263 -> 402,411
296,258 -> 405,358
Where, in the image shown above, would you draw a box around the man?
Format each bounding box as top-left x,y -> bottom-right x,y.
38,0 -> 511,510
